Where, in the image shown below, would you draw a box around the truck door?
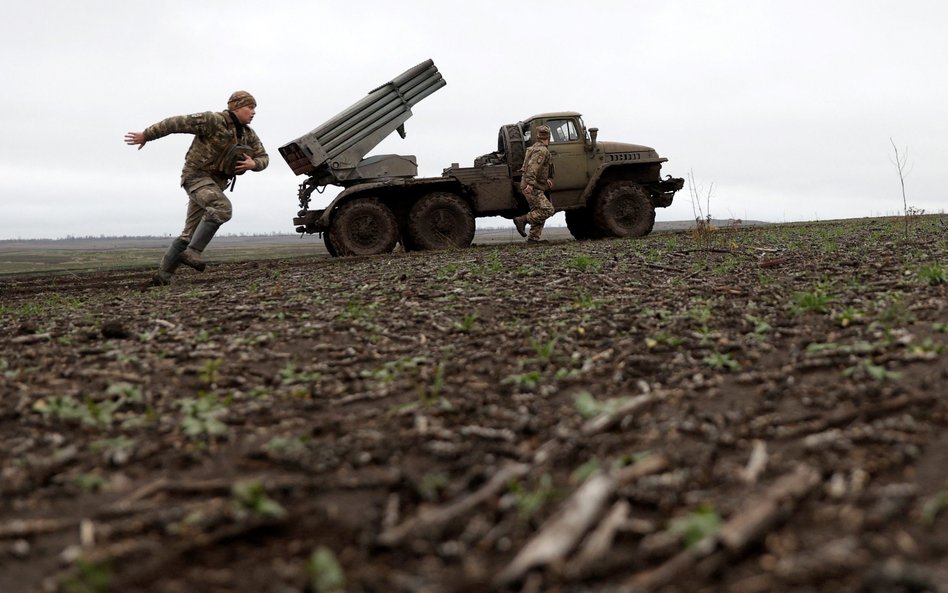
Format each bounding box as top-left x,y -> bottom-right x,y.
544,118 -> 588,209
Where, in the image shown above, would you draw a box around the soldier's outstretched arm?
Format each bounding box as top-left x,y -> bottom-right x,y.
124,131 -> 146,150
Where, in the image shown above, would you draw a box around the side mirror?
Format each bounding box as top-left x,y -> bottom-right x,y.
588,127 -> 599,152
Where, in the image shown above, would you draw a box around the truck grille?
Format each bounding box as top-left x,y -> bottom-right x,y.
608,152 -> 643,162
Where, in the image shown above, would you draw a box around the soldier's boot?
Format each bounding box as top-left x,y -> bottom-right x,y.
177,220 -> 221,272
513,216 -> 528,238
141,238 -> 188,290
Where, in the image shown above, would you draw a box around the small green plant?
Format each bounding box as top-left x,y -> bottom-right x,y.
568,255 -> 602,272
502,370 -> 541,389
745,314 -> 772,338
239,333 -> 273,346
834,307 -> 864,328
429,362 -> 445,399
920,491 -> 948,526
307,546 -> 346,593
362,356 -> 426,385
712,255 -> 740,275
264,436 -> 308,460
508,473 -> 556,520
436,263 -> 460,280
641,307 -> 673,322
279,362 -> 322,385
909,338 -> 945,355
843,359 -> 902,382
668,503 -> 722,547
34,395 -> 122,428
453,312 -> 479,333
105,381 -> 143,403
688,301 -> 714,333
704,352 -> 740,372
417,471 -> 450,501
74,472 -> 107,492
574,391 -> 632,419
570,459 -> 602,484
475,252 -> 503,274
61,560 -> 113,593
337,301 -> 378,321
0,357 -> 15,379
232,479 -> 286,519
791,286 -> 832,315
178,393 -> 228,438
918,262 -> 946,286
645,332 -> 685,349
198,358 -> 223,386
876,293 -> 914,327
529,336 -> 558,363
934,322 -> 948,334
12,293 -> 83,318
90,436 -> 135,455
573,291 -> 596,309
554,366 -> 580,381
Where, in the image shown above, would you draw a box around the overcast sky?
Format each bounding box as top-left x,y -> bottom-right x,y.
1,0 -> 945,239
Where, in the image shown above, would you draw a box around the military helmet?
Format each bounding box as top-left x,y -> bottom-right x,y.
536,125 -> 551,139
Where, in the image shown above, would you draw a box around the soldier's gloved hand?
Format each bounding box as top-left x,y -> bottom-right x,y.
235,154 -> 255,175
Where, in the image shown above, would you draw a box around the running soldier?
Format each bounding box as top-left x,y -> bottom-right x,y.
513,125 -> 555,242
125,91 -> 269,287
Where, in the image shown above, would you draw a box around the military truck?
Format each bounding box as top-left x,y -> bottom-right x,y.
280,60 -> 684,256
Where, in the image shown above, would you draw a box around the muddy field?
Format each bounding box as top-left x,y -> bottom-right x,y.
1,216 -> 946,593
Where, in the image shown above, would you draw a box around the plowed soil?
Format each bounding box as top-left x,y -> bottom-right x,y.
1,216 -> 946,593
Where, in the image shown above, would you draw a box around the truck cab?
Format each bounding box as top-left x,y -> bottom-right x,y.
521,112 -> 594,209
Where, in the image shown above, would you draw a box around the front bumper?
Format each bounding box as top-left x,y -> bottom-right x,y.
649,176 -> 685,208
293,208 -> 327,234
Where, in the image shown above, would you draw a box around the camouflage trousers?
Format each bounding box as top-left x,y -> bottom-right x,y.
524,189 -> 554,240
177,179 -> 233,242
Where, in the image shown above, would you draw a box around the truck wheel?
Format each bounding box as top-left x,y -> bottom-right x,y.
565,208 -> 606,241
322,232 -> 338,257
498,125 -> 526,174
408,192 -> 476,251
594,182 -> 655,238
328,198 -> 400,256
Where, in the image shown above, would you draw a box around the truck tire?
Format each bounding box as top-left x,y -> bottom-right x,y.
498,124 -> 525,174
408,192 -> 476,251
565,208 -> 606,241
322,232 -> 338,257
594,182 -> 655,238
328,198 -> 400,256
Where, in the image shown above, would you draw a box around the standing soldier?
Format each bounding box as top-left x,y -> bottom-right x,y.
125,91 -> 269,288
513,125 -> 555,243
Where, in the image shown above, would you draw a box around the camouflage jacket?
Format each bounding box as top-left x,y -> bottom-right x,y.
143,111 -> 269,190
520,142 -> 553,192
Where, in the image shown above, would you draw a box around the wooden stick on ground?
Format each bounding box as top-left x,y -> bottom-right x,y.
624,463 -> 821,593
495,455 -> 668,587
377,462 -> 529,547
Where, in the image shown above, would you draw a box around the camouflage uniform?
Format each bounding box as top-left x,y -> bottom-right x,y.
143,109 -> 269,240
518,138 -> 555,241
140,91 -> 268,285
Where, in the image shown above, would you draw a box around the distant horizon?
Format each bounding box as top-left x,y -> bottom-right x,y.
0,218 -> 755,242
6,213 -> 945,242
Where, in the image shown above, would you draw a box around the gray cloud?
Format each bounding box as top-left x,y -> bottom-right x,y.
1,0 -> 944,239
